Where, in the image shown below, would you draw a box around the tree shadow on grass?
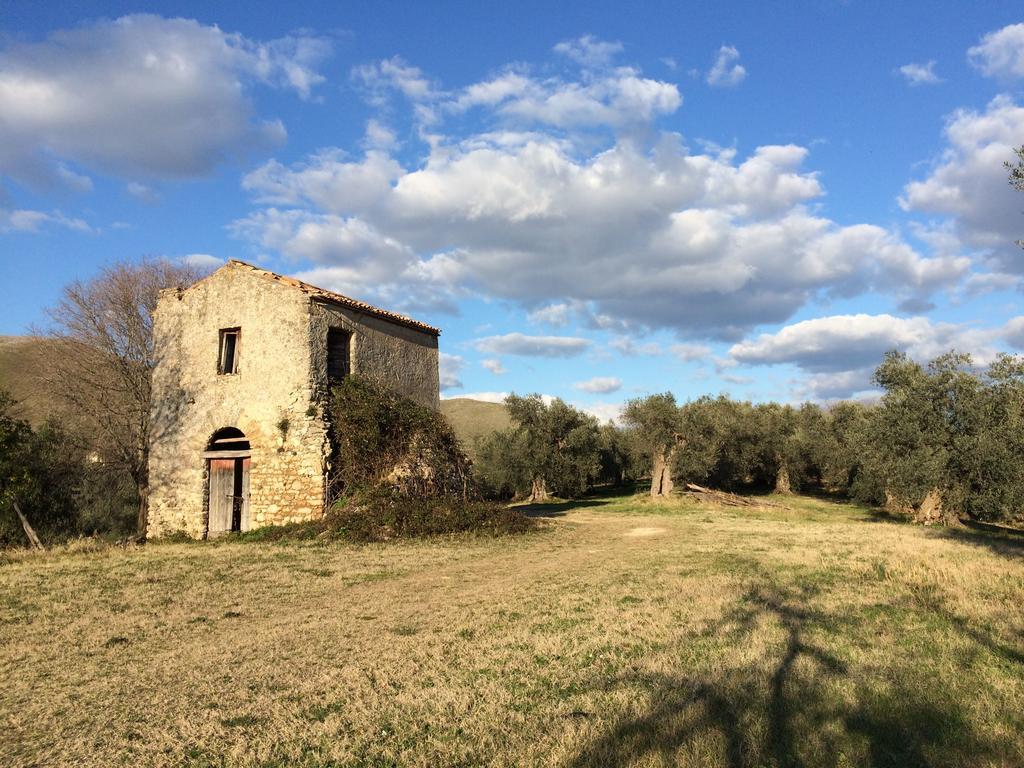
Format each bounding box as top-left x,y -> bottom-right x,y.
930,522 -> 1024,560
567,582 -> 1008,768
516,497 -> 615,518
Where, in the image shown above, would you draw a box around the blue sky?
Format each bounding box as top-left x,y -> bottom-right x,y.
3,1 -> 1024,420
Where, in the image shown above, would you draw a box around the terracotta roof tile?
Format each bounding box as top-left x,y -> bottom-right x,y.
225,260 -> 440,336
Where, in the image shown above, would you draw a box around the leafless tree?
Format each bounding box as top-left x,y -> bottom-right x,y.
44,258 -> 205,538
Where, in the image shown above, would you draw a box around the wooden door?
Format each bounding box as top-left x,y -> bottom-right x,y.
208,458 -> 235,536
239,458 -> 251,531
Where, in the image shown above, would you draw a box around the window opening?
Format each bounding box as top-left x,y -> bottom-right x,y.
327,328 -> 351,382
219,328 -> 240,374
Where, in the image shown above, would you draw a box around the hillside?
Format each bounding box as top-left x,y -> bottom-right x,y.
0,335 -> 56,425
439,397 -> 511,457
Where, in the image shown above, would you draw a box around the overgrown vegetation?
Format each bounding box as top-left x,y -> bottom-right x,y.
305,376 -> 534,541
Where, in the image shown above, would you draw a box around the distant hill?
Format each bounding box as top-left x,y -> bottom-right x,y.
439,397 -> 511,459
0,335 -> 57,425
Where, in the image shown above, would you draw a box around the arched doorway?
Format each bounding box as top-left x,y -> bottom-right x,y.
204,427 -> 251,536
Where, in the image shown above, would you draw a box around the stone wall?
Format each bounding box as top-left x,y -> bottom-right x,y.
309,301 -> 439,410
147,262 -> 442,539
147,266 -> 328,538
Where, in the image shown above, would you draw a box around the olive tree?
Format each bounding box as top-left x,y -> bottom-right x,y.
477,394 -> 600,502
622,393 -> 685,498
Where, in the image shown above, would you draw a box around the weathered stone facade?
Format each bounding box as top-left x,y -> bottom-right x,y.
146,260 -> 440,539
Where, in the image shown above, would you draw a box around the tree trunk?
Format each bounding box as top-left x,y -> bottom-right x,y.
13,502 -> 43,550
913,488 -> 960,526
136,481 -> 149,541
528,477 -> 550,503
650,446 -> 676,498
775,463 -> 792,494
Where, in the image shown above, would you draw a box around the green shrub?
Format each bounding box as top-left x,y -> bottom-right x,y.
0,392 -> 83,546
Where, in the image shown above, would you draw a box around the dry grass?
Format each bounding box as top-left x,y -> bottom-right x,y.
2,490 -> 1024,767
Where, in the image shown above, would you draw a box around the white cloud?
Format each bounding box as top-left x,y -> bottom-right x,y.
553,35 -> 624,68
180,253 -> 223,269
481,358 -> 507,375
126,182 -> 159,204
573,376 -> 622,394
611,336 -> 662,356
528,303 -> 572,326
670,343 -> 710,361
352,56 -> 439,104
473,333 -> 590,357
0,15 -> 329,187
730,313 -> 999,375
706,45 -> 746,88
1001,316 -> 1024,348
900,95 -> 1024,270
364,119 -> 398,150
968,23 -> 1024,80
898,60 -> 942,86
578,401 -> 624,424
0,208 -> 92,234
439,352 -> 464,390
235,48 -> 966,340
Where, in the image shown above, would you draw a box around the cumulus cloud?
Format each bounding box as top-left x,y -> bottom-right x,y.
233,46 -> 969,340
573,376 -> 622,394
0,208 -> 92,234
898,60 -> 942,85
352,56 -> 439,104
553,35 -> 624,68
481,358 -> 507,375
439,352 -> 464,390
730,313 -> 1009,398
670,343 -> 711,361
611,337 -> 662,356
580,401 -> 625,424
706,45 -> 746,88
968,23 -> 1024,80
900,95 -> 1024,269
0,15 -> 329,187
1001,316 -> 1024,349
473,333 -> 590,357
731,313 -> 998,376
528,303 -> 572,326
180,253 -> 223,269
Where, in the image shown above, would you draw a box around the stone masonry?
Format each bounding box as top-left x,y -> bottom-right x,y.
146,260 -> 440,539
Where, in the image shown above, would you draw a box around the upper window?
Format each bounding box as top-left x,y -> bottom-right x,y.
327,328 -> 351,382
218,328 -> 240,375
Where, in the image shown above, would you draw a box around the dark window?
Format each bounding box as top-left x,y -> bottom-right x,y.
327,328 -> 351,382
218,328 -> 240,374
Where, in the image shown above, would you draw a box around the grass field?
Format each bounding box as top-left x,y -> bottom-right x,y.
2,490 -> 1023,767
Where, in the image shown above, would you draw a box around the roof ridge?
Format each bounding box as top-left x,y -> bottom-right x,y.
225,260 -> 440,336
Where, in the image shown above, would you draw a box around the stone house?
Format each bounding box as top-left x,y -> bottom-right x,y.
146,260 -> 440,539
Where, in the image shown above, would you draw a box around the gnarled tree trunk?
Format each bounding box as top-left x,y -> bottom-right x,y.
528,476 -> 550,503
650,445 -> 677,498
775,463 -> 792,494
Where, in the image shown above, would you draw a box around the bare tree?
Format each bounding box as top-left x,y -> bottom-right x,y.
44,259 -> 205,539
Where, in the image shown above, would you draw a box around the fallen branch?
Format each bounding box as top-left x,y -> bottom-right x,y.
13,501 -> 44,550
683,483 -> 793,511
